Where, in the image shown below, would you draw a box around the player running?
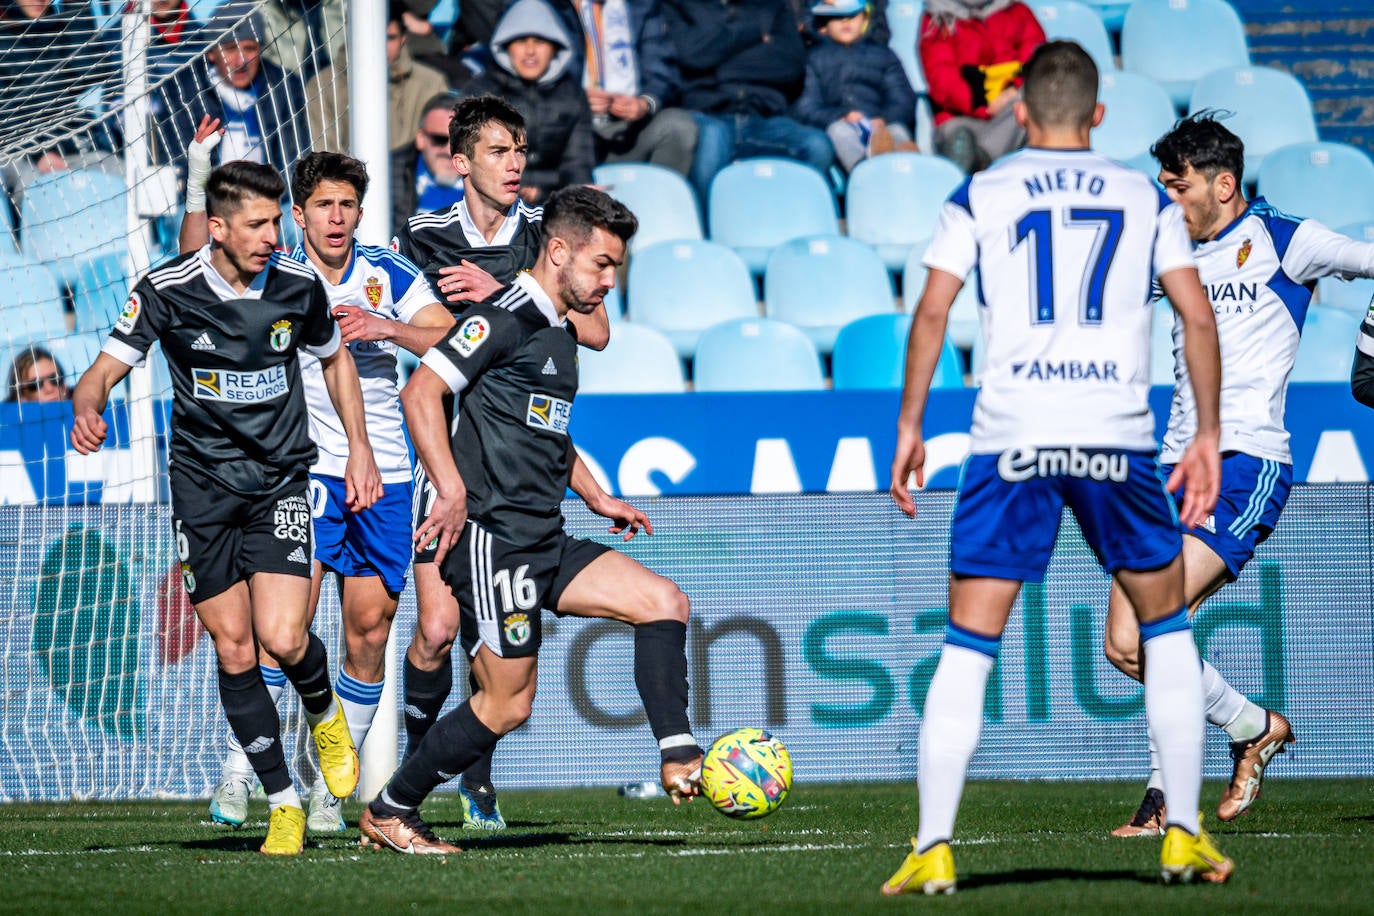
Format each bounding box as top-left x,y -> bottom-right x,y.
882,42 -> 1230,894
71,160 -> 382,855
358,186 -> 703,855
192,150 -> 455,833
1105,113 -> 1374,835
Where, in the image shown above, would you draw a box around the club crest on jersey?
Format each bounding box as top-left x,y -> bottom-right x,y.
526,393 -> 571,434
503,613 -> 531,646
1237,238 -> 1252,268
453,316 -> 490,357
365,276 -> 383,307
269,319 -> 293,352
115,292 -> 141,334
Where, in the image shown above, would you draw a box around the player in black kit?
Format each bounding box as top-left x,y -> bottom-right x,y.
358,187 -> 703,855
69,161 -> 383,856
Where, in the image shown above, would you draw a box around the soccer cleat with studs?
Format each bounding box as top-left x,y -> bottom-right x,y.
307,777 -> 347,833
1111,787 -> 1168,837
208,775 -> 253,828
1160,820 -> 1234,884
880,839 -> 957,896
1217,710 -> 1294,821
311,702 -> 359,800
260,804 -> 307,855
458,781 -> 506,831
359,803 -> 462,855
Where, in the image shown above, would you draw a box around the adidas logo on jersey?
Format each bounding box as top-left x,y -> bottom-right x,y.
542,357 -> 557,375
286,546 -> 308,564
191,333 -> 215,351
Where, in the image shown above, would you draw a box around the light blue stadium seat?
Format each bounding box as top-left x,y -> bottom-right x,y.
708,158 -> 839,274
845,152 -> 964,272
1257,142 -> 1374,232
902,240 -> 981,350
0,199 -> 18,261
1291,305 -> 1362,383
71,250 -> 132,334
1317,220 -> 1374,314
593,162 -> 703,253
885,1 -> 935,150
3,261 -> 67,343
1030,0 -> 1116,72
626,239 -> 757,358
692,318 -> 825,392
603,283 -> 624,322
1082,0 -> 1130,33
1188,66 -> 1318,181
43,331 -> 106,383
764,235 -> 896,355
1150,299 -> 1177,386
831,313 -> 964,390
20,169 -> 131,286
1121,0 -> 1250,110
1095,71 -> 1175,172
579,323 -> 685,393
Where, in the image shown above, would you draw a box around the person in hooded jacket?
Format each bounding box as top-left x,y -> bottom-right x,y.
462,0 -> 596,204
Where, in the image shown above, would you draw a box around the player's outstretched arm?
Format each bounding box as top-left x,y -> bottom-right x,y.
890,268 -> 963,518
401,364 -> 470,563
333,302 -> 455,357
1159,265 -> 1221,527
318,345 -> 383,512
568,447 -> 651,539
70,352 -> 133,454
177,116 -> 222,254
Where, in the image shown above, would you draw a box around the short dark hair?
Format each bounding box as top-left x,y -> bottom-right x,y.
1150,111 -> 1246,185
449,94 -> 526,159
206,161 -> 286,217
542,185 -> 637,249
291,151 -> 370,205
1020,40 -> 1099,130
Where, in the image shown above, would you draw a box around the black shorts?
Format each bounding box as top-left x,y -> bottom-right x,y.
411,462 -> 439,565
170,464 -> 314,603
441,520 -> 610,658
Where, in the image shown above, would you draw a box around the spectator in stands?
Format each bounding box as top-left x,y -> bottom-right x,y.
577,0 -> 699,178
153,3 -> 310,184
661,0 -> 834,202
794,0 -> 918,173
389,91 -> 465,236
0,0 -> 122,200
255,0 -> 340,85
127,0 -> 209,87
919,0 -> 1044,173
462,0 -> 596,204
6,346 -> 69,403
305,2 -> 450,152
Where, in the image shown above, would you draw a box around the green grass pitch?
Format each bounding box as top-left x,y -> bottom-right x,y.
3,779 -> 1371,914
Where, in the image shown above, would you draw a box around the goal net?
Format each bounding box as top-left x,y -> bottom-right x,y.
0,0 -> 351,801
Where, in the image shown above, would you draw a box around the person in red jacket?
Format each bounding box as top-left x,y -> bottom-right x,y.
918,0 -> 1044,172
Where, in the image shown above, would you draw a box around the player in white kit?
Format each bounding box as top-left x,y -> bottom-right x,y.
1104,113 -> 1374,835
191,148 -> 455,831
881,42 -> 1231,895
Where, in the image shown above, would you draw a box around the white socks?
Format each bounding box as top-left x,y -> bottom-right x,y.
1202,661 -> 1267,741
335,671 -> 383,753
916,643 -> 996,852
1141,615 -> 1203,835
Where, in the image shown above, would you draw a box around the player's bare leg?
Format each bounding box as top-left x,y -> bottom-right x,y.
556,550 -> 703,802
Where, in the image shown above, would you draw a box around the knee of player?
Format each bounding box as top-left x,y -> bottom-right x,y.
211,636 -> 259,672
650,578 -> 690,624
411,616 -> 457,660
1103,631 -> 1140,678
257,626 -> 310,666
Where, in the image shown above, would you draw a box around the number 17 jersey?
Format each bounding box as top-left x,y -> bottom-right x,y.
924,148 -> 1195,453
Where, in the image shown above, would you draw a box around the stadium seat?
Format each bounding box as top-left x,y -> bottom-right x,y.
845,152 -> 965,272
2,261 -> 67,343
830,313 -> 964,390
1291,305 -> 1362,383
692,318 -> 825,392
19,169 -> 131,286
625,239 -> 757,358
1121,0 -> 1250,109
1257,142 -> 1374,232
1188,66 -> 1318,181
1081,0 -> 1130,33
763,235 -> 896,355
1029,0 -> 1116,73
71,250 -> 131,334
42,330 -> 106,383
1150,299 -> 1178,386
902,241 -> 982,350
1095,71 -> 1176,172
1317,219 -> 1374,314
708,158 -> 839,274
592,162 -> 703,253
885,1 -> 936,150
578,323 -> 685,393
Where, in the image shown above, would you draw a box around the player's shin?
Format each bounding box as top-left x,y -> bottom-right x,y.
336,670 -> 383,751
223,665 -> 286,778
403,654 -> 453,759
380,700 -> 500,812
633,620 -> 702,763
279,632 -> 337,721
915,629 -> 998,852
218,665 -> 298,807
1142,610 -> 1203,835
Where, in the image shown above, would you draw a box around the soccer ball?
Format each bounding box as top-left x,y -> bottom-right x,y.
700,728 -> 792,819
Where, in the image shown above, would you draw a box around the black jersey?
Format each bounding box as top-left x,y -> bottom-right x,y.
392,199 -> 543,316
103,248 -> 338,495
1356,307 -> 1374,408
422,274 -> 579,545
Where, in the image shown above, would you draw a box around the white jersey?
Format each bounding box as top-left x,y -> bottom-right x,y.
1160,198 -> 1374,465
289,242 -> 439,483
925,148 -> 1194,452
